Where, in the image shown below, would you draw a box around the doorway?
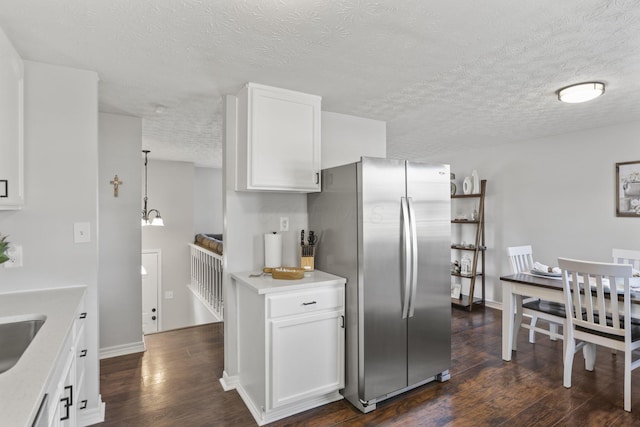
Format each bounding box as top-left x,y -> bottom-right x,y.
142,250 -> 161,334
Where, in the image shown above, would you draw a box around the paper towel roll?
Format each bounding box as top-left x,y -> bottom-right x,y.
264,232 -> 282,268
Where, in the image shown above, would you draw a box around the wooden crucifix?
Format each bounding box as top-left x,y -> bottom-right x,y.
110,174 -> 123,197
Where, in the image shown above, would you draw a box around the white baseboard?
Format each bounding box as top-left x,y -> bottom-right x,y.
99,340 -> 146,359
485,300 -> 501,310
80,395 -> 105,426
220,370 -> 239,391
236,382 -> 343,426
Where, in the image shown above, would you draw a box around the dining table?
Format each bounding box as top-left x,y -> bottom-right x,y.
501,272 -> 640,362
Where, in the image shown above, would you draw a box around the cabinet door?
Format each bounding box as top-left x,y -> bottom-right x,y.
239,83 -> 321,192
0,29 -> 24,209
269,310 -> 344,409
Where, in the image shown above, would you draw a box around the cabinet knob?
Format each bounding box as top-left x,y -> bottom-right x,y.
152,308 -> 156,313
152,315 -> 156,320
79,349 -> 87,357
79,312 -> 87,319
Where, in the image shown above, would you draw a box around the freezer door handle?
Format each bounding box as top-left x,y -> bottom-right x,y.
407,197 -> 419,317
401,197 -> 412,319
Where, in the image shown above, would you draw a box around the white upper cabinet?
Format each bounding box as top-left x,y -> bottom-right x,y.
236,83 -> 321,192
0,27 -> 24,210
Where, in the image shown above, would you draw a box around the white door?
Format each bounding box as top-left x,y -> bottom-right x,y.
141,251 -> 160,334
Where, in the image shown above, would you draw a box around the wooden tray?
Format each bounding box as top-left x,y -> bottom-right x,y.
264,266 -> 305,280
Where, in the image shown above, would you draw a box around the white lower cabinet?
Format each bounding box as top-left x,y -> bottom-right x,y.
269,310 -> 344,409
230,272 -> 345,426
40,297 -> 87,427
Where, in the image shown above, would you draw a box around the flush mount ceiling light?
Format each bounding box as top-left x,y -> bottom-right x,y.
557,82 -> 605,104
141,150 -> 164,227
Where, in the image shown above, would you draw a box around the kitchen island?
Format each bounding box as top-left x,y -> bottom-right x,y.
221,270 -> 346,426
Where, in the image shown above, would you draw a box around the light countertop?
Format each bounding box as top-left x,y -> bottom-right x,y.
231,270 -> 346,294
0,286 -> 86,427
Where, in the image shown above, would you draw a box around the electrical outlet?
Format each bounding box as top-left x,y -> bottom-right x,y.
280,217 -> 289,231
164,291 -> 174,299
4,244 -> 23,268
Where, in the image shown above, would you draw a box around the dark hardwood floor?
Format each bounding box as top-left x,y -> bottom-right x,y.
98,308 -> 640,426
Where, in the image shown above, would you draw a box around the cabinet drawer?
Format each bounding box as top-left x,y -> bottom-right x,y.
268,286 -> 343,318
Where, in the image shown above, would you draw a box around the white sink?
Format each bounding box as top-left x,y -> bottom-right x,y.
0,314 -> 46,374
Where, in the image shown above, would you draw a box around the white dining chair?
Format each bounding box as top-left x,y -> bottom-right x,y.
507,245 -> 564,345
613,248 -> 640,271
612,249 -> 640,355
559,257 -> 640,412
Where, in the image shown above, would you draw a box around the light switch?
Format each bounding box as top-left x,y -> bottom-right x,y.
74,222 -> 91,243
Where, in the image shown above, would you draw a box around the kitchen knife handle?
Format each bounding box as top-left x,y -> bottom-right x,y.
400,197 -> 411,320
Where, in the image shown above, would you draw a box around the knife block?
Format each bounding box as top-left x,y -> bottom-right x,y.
300,245 -> 315,271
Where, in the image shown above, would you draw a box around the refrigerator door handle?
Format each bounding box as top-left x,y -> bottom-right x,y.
401,196 -> 412,319
407,197 -> 419,317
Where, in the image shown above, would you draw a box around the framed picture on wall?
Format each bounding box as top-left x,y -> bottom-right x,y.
616,160 -> 640,217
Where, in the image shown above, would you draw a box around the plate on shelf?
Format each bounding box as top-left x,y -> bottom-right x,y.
530,268 -> 562,278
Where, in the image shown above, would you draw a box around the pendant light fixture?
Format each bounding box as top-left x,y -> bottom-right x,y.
141,150 -> 164,226
557,82 -> 605,104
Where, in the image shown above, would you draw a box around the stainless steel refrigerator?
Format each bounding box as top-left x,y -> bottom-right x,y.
307,157 -> 451,413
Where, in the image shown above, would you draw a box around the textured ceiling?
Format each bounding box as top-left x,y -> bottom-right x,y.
0,0 -> 639,168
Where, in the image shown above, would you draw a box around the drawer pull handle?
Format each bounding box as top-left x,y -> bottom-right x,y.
302,301 -> 317,306
79,312 -> 87,319
60,384 -> 73,420
65,385 -> 73,407
80,349 -> 88,357
60,397 -> 71,420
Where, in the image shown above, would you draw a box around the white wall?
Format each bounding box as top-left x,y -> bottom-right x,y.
98,112 -> 143,351
426,121 -> 640,304
194,167 -> 223,234
141,159 -> 195,331
321,111 -> 386,169
0,61 -> 102,416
